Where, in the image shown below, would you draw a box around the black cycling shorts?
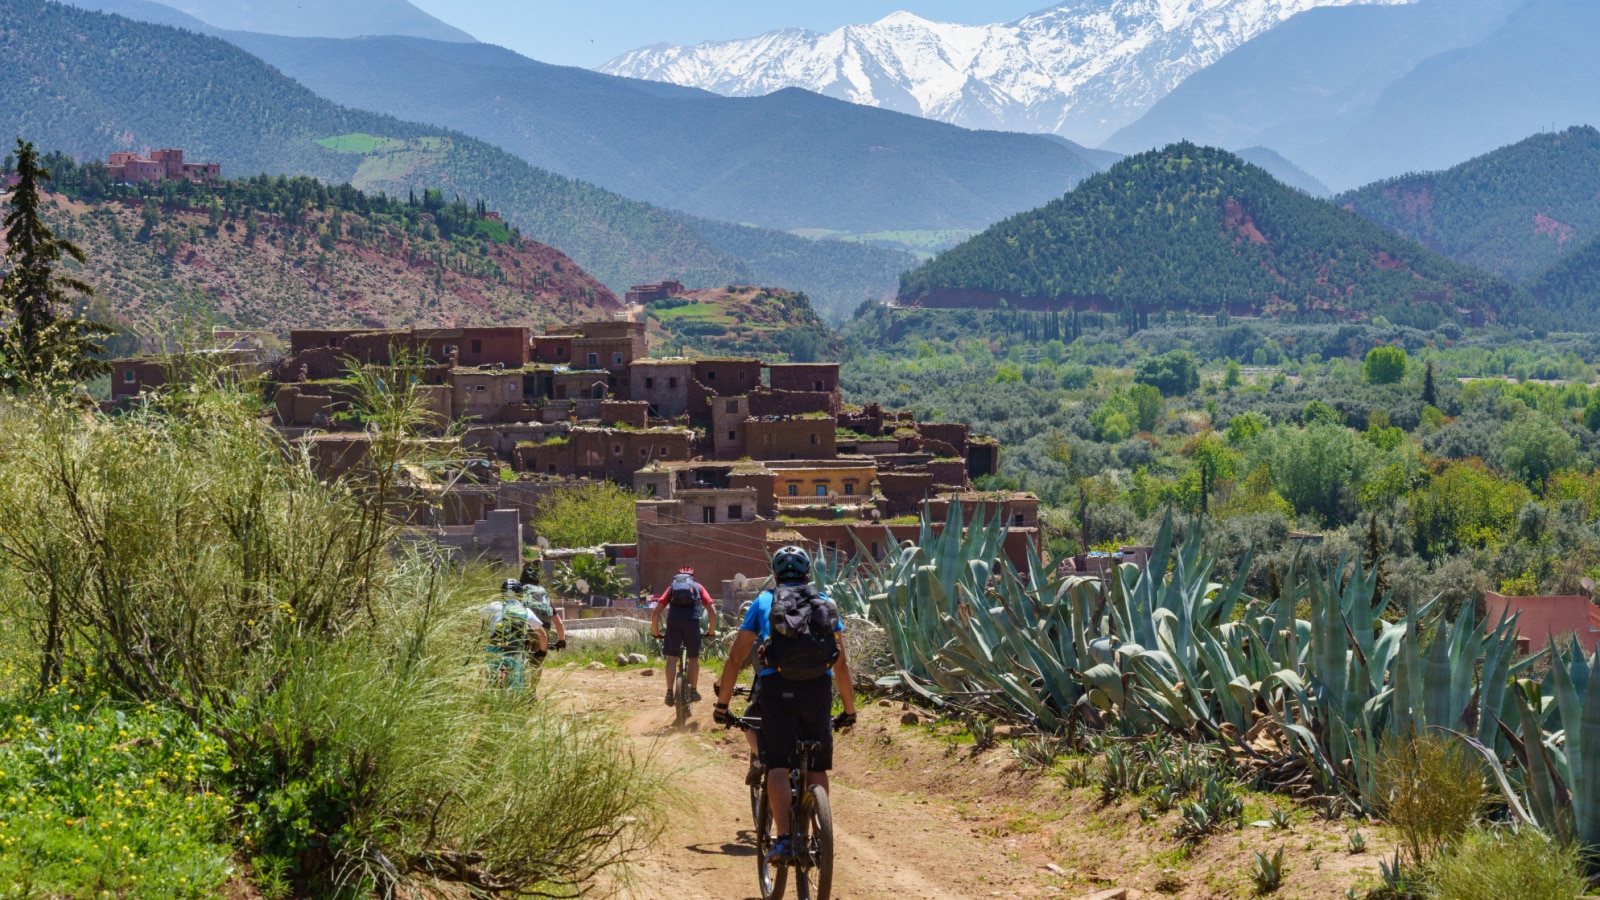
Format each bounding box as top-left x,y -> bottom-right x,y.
662,617 -> 705,659
754,673 -> 833,771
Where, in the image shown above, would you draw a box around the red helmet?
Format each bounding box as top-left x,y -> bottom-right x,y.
678,566 -> 696,576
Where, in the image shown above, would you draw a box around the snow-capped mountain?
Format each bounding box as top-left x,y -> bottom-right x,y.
600,0 -> 1410,146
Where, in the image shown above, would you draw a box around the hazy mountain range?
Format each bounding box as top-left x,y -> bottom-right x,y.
599,0 -> 1408,146
1109,0 -> 1600,189
105,0 -> 473,40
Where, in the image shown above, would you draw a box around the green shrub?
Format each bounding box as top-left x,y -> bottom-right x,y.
1135,350 -> 1201,397
0,382 -> 661,897
1371,734 -> 1488,869
530,481 -> 638,549
1364,346 -> 1409,384
1427,828 -> 1588,900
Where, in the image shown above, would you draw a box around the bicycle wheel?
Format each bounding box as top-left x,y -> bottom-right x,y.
804,785 -> 833,900
673,660 -> 691,727
755,782 -> 786,900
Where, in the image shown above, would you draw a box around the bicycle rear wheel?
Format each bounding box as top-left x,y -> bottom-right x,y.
673,659 -> 691,727
755,783 -> 786,900
803,785 -> 833,900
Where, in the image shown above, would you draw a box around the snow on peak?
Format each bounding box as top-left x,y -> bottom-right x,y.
598,0 -> 1412,145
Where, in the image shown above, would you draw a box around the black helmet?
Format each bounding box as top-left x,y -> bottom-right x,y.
501,579 -> 522,594
772,545 -> 811,583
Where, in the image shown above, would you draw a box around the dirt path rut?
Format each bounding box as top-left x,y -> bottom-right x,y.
546,665 -> 1041,900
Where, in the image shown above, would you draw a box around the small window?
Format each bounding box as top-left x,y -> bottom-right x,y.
729,504 -> 743,520
471,339 -> 482,354
613,444 -> 623,455
548,465 -> 557,474
556,347 -> 565,358
844,482 -> 855,496
728,431 -> 737,441
702,507 -> 716,524
1014,514 -> 1025,526
555,385 -> 567,400
475,385 -> 486,392
816,485 -> 828,497
645,377 -> 655,389
706,370 -> 716,381
613,352 -> 624,366
764,434 -> 774,446
639,448 -> 648,458
787,484 -> 799,497
871,542 -> 882,560
810,434 -> 819,445
814,380 -> 824,392
588,353 -> 599,366
659,447 -> 669,456
328,337 -> 338,347
739,371 -> 747,381
123,370 -> 135,383
726,400 -> 739,414
644,484 -> 657,497
668,377 -> 678,389
826,541 -> 838,553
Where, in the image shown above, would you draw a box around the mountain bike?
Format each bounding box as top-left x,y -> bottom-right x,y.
672,642 -> 694,727
736,708 -> 834,900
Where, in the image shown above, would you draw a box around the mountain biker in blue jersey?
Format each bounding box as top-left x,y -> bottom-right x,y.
714,546 -> 857,864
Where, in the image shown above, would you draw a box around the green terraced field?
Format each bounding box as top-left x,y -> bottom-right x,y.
316,133 -> 397,153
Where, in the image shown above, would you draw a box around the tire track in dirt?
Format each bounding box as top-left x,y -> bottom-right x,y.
547,666 -> 1037,900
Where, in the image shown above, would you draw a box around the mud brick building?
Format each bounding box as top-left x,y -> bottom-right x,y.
112,316 -> 1022,593
107,149 -> 220,184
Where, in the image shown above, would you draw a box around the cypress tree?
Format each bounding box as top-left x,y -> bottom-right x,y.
1422,360 -> 1437,407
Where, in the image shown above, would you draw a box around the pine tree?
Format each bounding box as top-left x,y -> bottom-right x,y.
0,139 -> 112,389
1422,360 -> 1437,407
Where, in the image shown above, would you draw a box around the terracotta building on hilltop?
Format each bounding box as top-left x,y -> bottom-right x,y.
107,149 -> 220,184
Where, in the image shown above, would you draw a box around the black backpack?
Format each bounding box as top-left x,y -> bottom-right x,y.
668,574 -> 700,608
764,583 -> 839,681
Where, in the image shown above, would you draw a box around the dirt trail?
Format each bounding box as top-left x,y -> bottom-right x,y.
545,665 -> 1039,900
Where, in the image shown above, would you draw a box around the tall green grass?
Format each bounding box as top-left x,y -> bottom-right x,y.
0,371 -> 660,896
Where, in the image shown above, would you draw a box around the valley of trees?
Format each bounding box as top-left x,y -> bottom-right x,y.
843,303 -> 1600,609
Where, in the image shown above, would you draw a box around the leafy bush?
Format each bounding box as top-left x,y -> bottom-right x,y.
552,553 -> 631,601
1498,415 -> 1578,490
1371,734 -> 1488,870
1135,350 -> 1201,397
1130,382 -> 1164,432
1365,346 -> 1409,384
1427,828 -> 1589,900
0,383 -> 659,896
530,481 -> 638,549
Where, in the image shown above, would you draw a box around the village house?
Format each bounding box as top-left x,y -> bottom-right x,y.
111,316 -> 1016,589
107,149 -> 221,184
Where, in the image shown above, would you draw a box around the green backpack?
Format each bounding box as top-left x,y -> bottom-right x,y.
490,599 -> 535,649
521,586 -> 555,625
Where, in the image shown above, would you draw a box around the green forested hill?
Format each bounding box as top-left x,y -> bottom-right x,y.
898,143 -> 1519,322
0,0 -> 909,314
1337,126 -> 1600,282
1529,232 -> 1600,316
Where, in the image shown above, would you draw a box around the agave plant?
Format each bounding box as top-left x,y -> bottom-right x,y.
1462,639 -> 1600,856
821,502 -> 1596,857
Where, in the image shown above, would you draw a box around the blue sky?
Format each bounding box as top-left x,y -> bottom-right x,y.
407,1 -> 1050,68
